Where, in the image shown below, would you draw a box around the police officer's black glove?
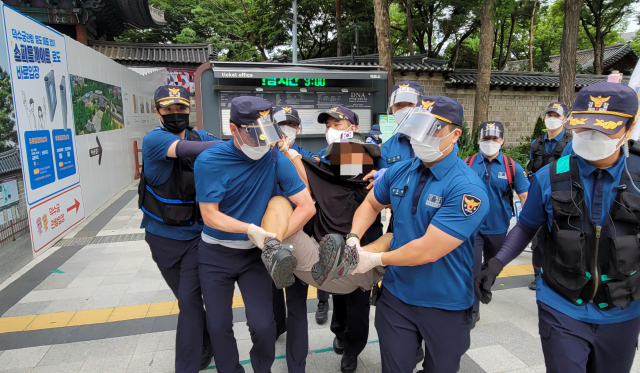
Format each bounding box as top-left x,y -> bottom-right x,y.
474,258 -> 504,304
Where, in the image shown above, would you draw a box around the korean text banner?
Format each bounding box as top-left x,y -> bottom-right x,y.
2,5 -> 84,255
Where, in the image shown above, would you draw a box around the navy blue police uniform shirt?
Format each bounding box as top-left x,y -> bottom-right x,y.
194,140 -> 306,246
290,142 -> 316,160
530,129 -> 567,159
373,151 -> 489,310
141,127 -> 220,240
468,151 -> 530,234
561,140 -> 574,157
520,156 -> 640,324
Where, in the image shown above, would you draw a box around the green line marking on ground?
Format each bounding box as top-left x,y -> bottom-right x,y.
50,269 -> 64,274
203,340 -> 381,370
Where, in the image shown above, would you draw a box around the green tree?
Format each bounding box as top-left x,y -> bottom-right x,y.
116,0 -> 213,44
0,68 -> 16,153
193,0 -> 289,61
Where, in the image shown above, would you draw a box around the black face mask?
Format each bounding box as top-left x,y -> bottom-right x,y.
161,113 -> 190,134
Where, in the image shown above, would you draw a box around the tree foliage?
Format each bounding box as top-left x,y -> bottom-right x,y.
0,67 -> 16,153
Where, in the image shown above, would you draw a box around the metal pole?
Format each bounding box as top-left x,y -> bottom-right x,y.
292,0 -> 298,64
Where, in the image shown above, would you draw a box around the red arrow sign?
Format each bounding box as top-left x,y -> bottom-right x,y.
67,199 -> 80,213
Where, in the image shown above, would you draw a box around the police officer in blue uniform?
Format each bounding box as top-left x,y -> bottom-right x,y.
465,121 -> 530,327
476,82 -> 640,373
348,96 -> 490,372
367,124 -> 383,145
274,105 -> 316,159
139,85 -> 220,373
194,96 -> 315,373
527,101 -> 572,290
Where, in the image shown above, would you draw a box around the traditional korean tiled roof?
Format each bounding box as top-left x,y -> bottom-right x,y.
300,53 -> 452,72
0,148 -> 21,175
89,41 -> 216,68
446,70 -> 625,88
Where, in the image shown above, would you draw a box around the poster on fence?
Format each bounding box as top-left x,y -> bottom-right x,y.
2,5 -> 85,255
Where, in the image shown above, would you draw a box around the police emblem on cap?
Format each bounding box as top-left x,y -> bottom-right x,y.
589,95 -> 610,109
399,84 -> 410,90
259,110 -> 270,117
553,103 -> 561,108
422,100 -> 435,111
570,117 -> 587,126
594,119 -> 624,129
487,122 -> 495,126
329,107 -> 339,113
168,87 -> 181,97
462,194 -> 482,217
283,107 -> 292,112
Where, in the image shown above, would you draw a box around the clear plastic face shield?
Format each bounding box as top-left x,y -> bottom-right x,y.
478,125 -> 503,141
394,106 -> 451,143
236,112 -> 284,148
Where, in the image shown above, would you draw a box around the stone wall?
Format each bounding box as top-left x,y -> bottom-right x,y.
395,72 -> 560,147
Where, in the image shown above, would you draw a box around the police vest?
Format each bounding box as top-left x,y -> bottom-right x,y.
137,130 -> 202,226
543,141 -> 640,310
527,132 -> 572,174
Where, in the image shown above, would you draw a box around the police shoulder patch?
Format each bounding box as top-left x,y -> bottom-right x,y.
462,194 -> 482,217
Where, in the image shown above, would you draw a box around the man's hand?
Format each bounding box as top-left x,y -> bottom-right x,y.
350,249 -> 383,275
247,224 -> 277,249
474,258 -> 504,304
287,148 -> 301,160
277,139 -> 289,153
363,169 -> 387,190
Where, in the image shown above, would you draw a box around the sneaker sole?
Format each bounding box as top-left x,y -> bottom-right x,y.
311,234 -> 345,286
271,248 -> 298,289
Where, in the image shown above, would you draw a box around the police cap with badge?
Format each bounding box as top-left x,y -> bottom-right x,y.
318,105 -> 359,126
274,105 -> 301,126
396,95 -> 463,142
543,101 -> 569,118
389,81 -> 425,108
155,85 -> 191,108
230,96 -> 283,147
568,82 -> 637,135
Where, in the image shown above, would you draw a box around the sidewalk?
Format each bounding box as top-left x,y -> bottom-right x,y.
0,181 -> 636,373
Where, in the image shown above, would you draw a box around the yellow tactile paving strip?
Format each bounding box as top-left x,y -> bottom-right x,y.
0,265 -> 532,334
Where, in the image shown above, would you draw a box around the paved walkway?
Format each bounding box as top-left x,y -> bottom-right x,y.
0,181 -> 639,373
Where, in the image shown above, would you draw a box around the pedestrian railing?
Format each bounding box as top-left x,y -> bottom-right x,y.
0,217 -> 29,245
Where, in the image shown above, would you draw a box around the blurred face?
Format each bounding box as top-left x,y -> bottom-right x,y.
155,103 -> 189,121
325,117 -> 359,132
390,101 -> 416,114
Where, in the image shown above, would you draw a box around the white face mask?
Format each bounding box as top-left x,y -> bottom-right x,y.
393,107 -> 413,127
545,117 -> 563,130
280,125 -> 298,145
573,130 -> 625,161
479,140 -> 502,157
235,135 -> 270,160
325,126 -> 352,144
410,131 -> 455,163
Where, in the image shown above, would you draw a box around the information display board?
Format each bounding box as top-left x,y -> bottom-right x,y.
2,5 -> 84,255
218,90 -> 375,135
